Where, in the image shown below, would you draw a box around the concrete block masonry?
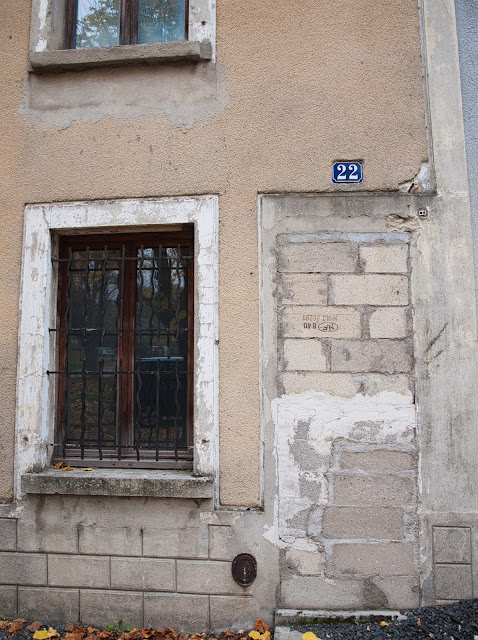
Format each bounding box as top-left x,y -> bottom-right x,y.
272,232 -> 418,610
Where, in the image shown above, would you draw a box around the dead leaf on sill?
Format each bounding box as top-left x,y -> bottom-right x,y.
82,468 -> 94,471
53,462 -> 64,470
61,466 -> 76,471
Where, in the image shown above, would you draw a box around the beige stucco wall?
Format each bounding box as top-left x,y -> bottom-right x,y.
0,0 -> 427,504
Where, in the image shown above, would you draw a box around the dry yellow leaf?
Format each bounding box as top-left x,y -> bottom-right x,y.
302,633 -> 319,640
379,622 -> 389,627
260,632 -> 270,640
33,631 -> 50,640
61,466 -> 75,471
248,633 -> 260,640
53,462 -> 64,470
82,468 -> 94,471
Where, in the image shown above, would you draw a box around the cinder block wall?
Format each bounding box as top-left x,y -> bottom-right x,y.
264,215 -> 420,611
0,498 -> 277,631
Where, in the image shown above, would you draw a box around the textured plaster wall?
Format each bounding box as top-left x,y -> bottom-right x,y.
0,0 -> 427,504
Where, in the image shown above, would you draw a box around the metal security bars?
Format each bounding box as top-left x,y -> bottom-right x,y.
49,231 -> 194,468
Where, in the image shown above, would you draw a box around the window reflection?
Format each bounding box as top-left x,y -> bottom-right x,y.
75,0 -> 120,49
138,0 -> 186,43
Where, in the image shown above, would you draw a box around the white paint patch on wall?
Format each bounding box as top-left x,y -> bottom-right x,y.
266,390 -> 416,549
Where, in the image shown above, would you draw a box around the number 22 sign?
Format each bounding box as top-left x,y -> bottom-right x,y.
332,161 -> 363,183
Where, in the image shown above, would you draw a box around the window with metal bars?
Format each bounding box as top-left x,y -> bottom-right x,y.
66,0 -> 188,49
50,230 -> 194,468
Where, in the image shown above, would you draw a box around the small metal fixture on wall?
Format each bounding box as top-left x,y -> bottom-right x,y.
232,553 -> 257,586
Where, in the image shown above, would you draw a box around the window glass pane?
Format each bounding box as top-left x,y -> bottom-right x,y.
138,0 -> 186,44
63,249 -> 120,451
135,246 -> 190,452
75,0 -> 120,49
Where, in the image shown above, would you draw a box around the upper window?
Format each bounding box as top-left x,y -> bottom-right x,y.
67,0 -> 187,49
29,0 -> 215,72
53,230 -> 193,468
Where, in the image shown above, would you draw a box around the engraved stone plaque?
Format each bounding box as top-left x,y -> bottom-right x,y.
281,306 -> 361,338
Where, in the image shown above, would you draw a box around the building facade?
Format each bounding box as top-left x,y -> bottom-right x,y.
0,0 -> 477,631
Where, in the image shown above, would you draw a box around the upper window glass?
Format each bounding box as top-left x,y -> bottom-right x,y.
69,0 -> 187,49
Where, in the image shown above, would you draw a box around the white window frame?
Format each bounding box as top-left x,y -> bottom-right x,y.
15,195 -> 218,498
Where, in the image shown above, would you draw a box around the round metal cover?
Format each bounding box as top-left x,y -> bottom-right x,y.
232,553 -> 257,586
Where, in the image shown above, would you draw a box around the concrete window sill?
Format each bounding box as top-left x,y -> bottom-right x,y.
29,40 -> 212,74
21,469 -> 214,499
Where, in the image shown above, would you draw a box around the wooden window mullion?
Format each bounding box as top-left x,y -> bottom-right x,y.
119,241 -> 136,451
65,0 -> 78,48
120,0 -> 131,45
130,0 -> 139,45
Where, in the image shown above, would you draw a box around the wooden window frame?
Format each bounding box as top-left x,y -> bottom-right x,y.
65,0 -> 189,49
55,229 -> 194,469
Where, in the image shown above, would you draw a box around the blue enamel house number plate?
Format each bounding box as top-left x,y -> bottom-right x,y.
332,161 -> 363,183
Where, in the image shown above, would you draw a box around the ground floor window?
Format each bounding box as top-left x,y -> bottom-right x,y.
52,230 -> 194,468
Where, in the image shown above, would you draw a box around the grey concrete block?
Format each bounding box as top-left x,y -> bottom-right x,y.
17,520 -> 78,554
80,590 -> 143,629
48,554 -> 110,589
285,547 -> 325,576
359,245 -> 408,274
434,564 -> 473,600
278,242 -> 358,274
333,542 -> 415,576
111,557 -> 175,591
281,575 -> 363,609
332,474 -> 414,506
144,593 -> 209,632
339,450 -> 414,472
281,372 -> 360,397
209,525 -> 234,560
0,586 -> 17,618
143,525 -> 208,559
0,552 -> 47,585
18,587 -> 79,623
371,577 -> 419,609
280,273 -> 328,306
323,506 -> 404,540
283,339 -> 328,371
331,275 -> 409,306
79,525 -> 141,557
210,596 -> 258,632
331,340 -> 412,374
433,526 -> 471,564
0,519 -> 16,551
360,374 -> 411,395
369,308 -> 408,339
176,560 -> 243,595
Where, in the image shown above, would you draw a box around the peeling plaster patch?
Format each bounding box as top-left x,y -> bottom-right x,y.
271,391 -> 415,548
21,62 -> 228,130
398,162 -> 434,194
386,215 -> 421,233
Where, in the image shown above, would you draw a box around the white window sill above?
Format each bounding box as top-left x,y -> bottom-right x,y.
21,468 -> 214,499
29,40 -> 212,74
